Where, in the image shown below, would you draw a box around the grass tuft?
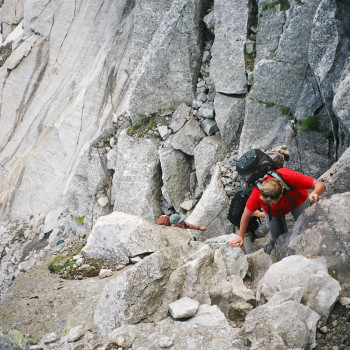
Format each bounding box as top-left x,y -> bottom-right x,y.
262,0 -> 290,11
299,115 -> 319,132
127,122 -> 141,134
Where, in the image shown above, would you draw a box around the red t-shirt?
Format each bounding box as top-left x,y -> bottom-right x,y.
246,168 -> 314,217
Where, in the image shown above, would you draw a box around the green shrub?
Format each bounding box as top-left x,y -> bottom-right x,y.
265,101 -> 275,107
262,0 -> 290,11
280,0 -> 291,10
73,246 -> 83,255
48,254 -> 75,272
50,261 -> 75,272
127,122 -> 141,134
146,117 -> 156,131
299,115 -> 319,132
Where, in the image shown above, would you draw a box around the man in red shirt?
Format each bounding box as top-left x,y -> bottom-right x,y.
229,168 -> 326,251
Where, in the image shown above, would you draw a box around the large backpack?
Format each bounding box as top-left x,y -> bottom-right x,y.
227,187 -> 260,238
236,149 -> 285,186
227,147 -> 291,238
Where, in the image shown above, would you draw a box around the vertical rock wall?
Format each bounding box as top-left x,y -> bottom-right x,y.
0,0 -> 208,220
240,0 -> 350,177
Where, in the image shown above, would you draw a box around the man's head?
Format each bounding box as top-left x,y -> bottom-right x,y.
260,178 -> 284,205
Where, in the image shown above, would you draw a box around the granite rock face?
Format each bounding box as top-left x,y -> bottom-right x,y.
0,0 -> 208,220
112,131 -> 162,222
209,0 -> 248,94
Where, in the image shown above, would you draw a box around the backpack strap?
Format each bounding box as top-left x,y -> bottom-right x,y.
267,170 -> 294,192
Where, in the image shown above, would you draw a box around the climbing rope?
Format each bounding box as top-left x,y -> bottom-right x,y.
314,200 -> 350,260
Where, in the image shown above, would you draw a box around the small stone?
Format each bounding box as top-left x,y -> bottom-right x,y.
98,196 -> 109,207
67,325 -> 85,342
130,256 -> 142,264
198,105 -> 214,119
157,125 -> 170,140
192,100 -> 202,109
75,258 -> 84,267
24,229 -> 31,239
41,332 -> 58,344
245,40 -> 255,55
159,336 -> 173,348
197,92 -> 207,102
99,269 -> 113,279
200,119 -> 219,136
180,199 -> 195,211
29,346 -> 43,350
319,326 -> 329,334
168,297 -> 199,319
339,297 -> 350,308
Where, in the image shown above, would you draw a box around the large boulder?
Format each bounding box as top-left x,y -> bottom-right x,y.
194,134 -> 226,191
94,243 -> 249,334
288,192 -> 350,295
112,131 -> 162,222
209,0 -> 248,94
245,287 -> 320,350
82,211 -> 192,265
0,0 -> 125,219
171,117 -> 205,156
107,304 -> 246,350
246,249 -> 273,291
186,166 -> 232,239
256,255 -> 341,321
159,146 -> 192,213
238,99 -> 291,155
214,94 -> 245,146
